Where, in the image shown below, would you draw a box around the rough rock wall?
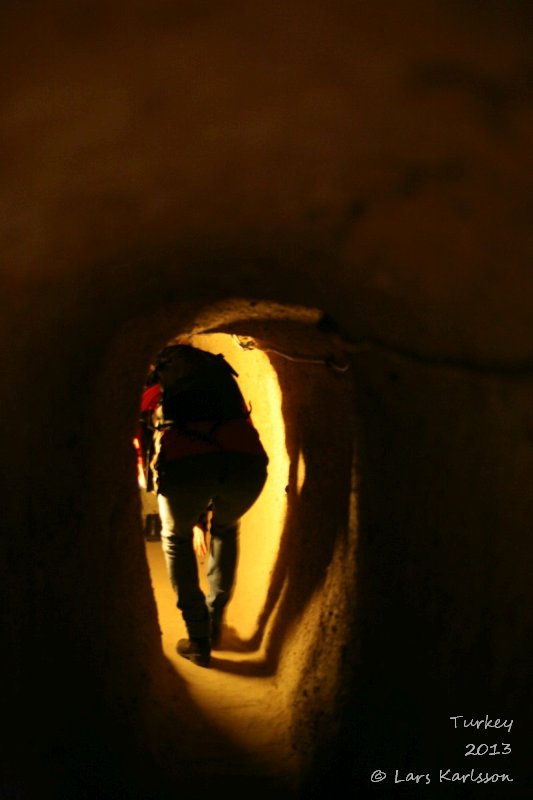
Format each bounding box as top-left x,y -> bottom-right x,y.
325,349 -> 533,798
1,1 -> 532,798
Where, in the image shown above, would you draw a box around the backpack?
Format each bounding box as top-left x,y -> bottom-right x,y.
139,345 -> 255,492
154,345 -> 249,430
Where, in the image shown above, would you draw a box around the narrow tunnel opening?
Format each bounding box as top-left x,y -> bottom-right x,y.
139,330 -> 290,655
121,301 -> 358,794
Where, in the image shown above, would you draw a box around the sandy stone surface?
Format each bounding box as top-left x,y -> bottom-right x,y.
145,540 -> 300,790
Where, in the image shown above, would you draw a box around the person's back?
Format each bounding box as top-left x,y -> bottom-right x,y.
139,344 -> 268,667
157,344 -> 246,424
141,345 -> 267,485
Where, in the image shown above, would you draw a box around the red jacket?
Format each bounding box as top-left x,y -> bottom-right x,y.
139,384 -> 267,465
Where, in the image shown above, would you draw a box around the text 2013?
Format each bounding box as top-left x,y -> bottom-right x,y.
465,743 -> 511,756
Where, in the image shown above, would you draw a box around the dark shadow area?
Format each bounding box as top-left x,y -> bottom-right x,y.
302,353 -> 533,799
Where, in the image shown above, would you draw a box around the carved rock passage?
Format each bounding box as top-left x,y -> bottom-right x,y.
1,2 -> 532,799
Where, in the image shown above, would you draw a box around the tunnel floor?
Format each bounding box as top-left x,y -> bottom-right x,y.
145,541 -> 300,790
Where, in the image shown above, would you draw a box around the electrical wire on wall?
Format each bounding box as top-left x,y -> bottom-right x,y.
232,335 -> 350,373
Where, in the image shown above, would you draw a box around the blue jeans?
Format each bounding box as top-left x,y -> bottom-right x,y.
157,451 -> 268,639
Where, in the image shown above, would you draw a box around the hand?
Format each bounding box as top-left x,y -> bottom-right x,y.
193,525 -> 208,557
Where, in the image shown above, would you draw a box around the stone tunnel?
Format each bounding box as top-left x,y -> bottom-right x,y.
1,2 -> 532,798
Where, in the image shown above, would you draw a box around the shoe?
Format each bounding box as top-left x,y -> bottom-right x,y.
176,637 -> 211,668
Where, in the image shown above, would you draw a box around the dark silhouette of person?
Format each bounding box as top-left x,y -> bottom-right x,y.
139,343 -> 268,667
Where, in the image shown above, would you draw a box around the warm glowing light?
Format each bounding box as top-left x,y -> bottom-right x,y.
133,436 -> 146,488
297,449 -> 306,495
